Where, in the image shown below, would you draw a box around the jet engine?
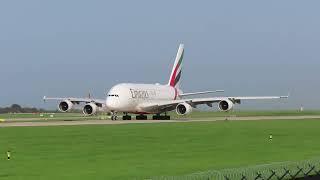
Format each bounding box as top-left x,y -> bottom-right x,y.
58,100 -> 73,112
83,103 -> 98,115
218,99 -> 234,111
176,102 -> 193,115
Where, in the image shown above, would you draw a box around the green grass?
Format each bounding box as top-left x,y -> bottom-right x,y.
0,119 -> 320,179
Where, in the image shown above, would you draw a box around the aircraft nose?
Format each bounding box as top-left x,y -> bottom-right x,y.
106,98 -> 114,109
106,97 -> 118,110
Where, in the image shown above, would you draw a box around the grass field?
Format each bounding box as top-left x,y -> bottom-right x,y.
0,119 -> 320,179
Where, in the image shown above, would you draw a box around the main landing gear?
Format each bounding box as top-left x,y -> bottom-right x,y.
152,113 -> 170,120
115,113 -> 171,120
122,113 -> 132,120
136,113 -> 170,120
136,114 -> 148,120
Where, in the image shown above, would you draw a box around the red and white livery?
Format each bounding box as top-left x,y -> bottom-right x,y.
44,44 -> 288,120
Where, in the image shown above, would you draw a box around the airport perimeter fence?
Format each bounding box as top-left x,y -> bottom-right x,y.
147,157 -> 320,180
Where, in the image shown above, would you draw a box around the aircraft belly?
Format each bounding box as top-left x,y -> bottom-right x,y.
137,106 -> 159,114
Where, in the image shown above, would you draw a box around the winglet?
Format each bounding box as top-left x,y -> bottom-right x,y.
280,93 -> 290,99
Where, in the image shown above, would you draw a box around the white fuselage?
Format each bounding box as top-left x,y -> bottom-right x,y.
106,83 -> 180,114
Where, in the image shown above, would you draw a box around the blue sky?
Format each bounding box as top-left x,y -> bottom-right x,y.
0,1 -> 319,110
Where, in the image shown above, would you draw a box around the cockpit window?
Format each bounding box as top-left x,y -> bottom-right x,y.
108,94 -> 119,97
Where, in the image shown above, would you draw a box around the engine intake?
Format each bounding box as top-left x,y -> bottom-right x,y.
176,102 -> 193,115
83,103 -> 98,115
58,100 -> 73,112
218,99 -> 234,111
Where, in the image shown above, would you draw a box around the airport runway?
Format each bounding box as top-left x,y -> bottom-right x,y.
0,115 -> 320,127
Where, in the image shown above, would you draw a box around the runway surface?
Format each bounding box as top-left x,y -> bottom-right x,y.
0,115 -> 320,127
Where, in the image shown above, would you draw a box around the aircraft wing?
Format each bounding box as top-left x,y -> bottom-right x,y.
179,90 -> 224,97
138,95 -> 288,112
43,96 -> 105,105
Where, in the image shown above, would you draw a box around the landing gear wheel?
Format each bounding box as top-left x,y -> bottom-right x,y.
152,115 -> 159,120
136,114 -> 148,120
111,112 -> 118,121
122,115 -> 132,120
152,115 -> 170,120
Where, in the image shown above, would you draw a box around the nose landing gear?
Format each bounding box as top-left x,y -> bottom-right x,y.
111,111 -> 118,121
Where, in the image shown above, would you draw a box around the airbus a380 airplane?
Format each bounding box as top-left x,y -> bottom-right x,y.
44,44 -> 288,120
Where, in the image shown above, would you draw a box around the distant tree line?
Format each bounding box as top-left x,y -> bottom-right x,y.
0,104 -> 47,114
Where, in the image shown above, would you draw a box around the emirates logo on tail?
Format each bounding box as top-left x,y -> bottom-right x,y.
168,44 -> 184,88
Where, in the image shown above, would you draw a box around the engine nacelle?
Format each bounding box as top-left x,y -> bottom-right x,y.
58,100 -> 73,112
218,99 -> 234,111
83,103 -> 98,115
176,102 -> 193,115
